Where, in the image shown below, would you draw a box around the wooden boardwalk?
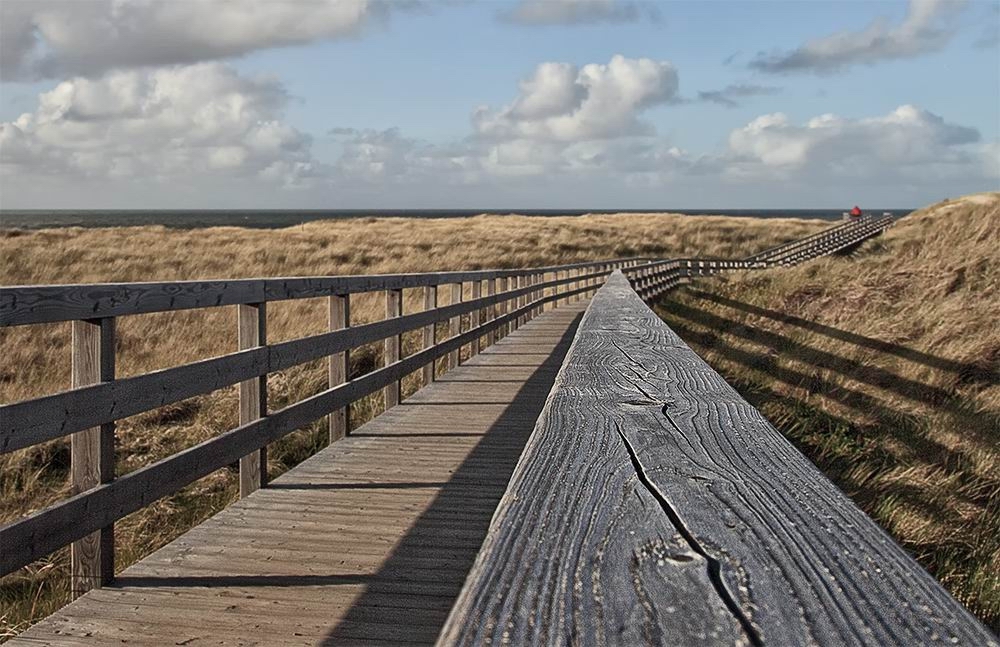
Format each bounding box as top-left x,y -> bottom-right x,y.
11,303 -> 589,646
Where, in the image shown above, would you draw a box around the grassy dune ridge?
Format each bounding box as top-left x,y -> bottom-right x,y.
654,193 -> 1000,630
0,212 -> 825,636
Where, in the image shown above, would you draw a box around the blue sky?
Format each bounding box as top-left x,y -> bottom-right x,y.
1,0 -> 997,209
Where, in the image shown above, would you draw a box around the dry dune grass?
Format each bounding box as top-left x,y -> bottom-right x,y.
654,193 -> 1000,630
0,212 -> 825,637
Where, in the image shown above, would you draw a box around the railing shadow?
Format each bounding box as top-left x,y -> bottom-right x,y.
690,290 -> 998,387
653,290 -> 1000,609
321,311 -> 584,645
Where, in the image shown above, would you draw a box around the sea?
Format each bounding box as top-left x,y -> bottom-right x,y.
0,208 -> 914,230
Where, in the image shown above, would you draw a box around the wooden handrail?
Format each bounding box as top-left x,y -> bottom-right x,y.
623,215 -> 894,301
0,258 -> 646,327
439,271 -> 994,645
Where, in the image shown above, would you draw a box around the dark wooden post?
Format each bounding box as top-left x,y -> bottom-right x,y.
499,277 -> 510,337
486,278 -> 497,346
422,285 -> 437,386
470,280 -> 481,356
238,303 -> 267,497
70,317 -> 115,597
329,294 -> 349,442
384,289 -> 402,409
516,275 -> 527,328
535,273 -> 544,317
449,283 -> 462,369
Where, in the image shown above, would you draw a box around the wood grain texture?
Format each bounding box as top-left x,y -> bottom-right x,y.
329,294 -> 350,443
70,317 -> 115,597
238,303 -> 267,497
8,304 -> 587,647
440,271 -> 995,647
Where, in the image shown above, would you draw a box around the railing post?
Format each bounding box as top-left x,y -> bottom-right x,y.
422,285 -> 437,386
486,278 -> 497,346
535,273 -> 544,317
238,303 -> 267,497
471,280 -> 482,356
517,275 -> 527,328
70,317 -> 115,597
329,294 -> 350,442
527,274 -> 535,321
499,277 -> 510,337
384,289 -> 402,409
449,283 -> 462,368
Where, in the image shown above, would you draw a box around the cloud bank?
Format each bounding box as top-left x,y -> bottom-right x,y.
0,0 -> 407,81
1,63 -> 318,186
750,0 -> 965,74
2,53 -> 995,207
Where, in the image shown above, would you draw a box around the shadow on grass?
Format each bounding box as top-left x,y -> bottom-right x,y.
653,289 -> 1000,631
691,290 -> 999,387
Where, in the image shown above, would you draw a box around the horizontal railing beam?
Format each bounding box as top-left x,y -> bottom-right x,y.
1,258 -> 647,327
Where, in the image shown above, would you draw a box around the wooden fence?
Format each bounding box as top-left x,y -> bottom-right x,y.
625,214 -> 894,300
439,271 -> 996,645
0,257 -> 649,594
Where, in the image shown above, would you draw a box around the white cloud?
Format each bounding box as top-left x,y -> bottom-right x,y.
750,0 -> 965,74
726,105 -> 987,180
0,0 -> 408,81
500,0 -> 655,25
1,63 -> 319,187
474,55 -> 679,141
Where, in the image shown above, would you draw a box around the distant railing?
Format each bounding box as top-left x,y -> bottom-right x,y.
623,215 -> 894,300
0,257 -> 653,594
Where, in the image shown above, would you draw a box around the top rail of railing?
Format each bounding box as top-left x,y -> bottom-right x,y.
0,257 -> 651,327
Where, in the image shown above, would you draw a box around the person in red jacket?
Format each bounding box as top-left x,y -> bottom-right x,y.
850,205 -> 863,218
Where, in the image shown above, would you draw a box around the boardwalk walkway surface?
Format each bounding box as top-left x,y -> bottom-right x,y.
11,302 -> 589,646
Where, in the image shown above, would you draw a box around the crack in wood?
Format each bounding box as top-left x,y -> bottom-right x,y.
614,421 -> 763,647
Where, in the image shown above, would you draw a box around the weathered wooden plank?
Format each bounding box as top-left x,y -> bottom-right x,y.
329,293 -> 350,442
440,271 -> 994,646
0,347 -> 267,454
70,317 -> 115,597
238,303 -> 267,497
